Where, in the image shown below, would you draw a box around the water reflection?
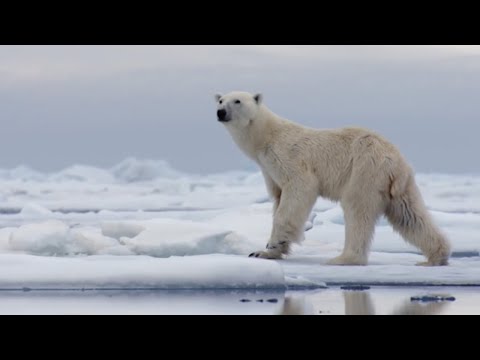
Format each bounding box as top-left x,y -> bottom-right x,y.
390,299 -> 450,316
279,290 -> 453,315
279,296 -> 314,315
0,288 -> 460,315
343,291 -> 375,315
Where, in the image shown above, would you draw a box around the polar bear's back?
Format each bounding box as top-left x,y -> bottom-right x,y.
336,126 -> 413,198
279,125 -> 413,201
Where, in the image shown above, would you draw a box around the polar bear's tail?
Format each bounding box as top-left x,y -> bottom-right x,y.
385,174 -> 451,266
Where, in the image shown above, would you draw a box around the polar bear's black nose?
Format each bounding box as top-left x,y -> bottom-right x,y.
217,109 -> 227,121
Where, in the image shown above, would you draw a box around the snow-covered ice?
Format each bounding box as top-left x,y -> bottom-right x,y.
0,254 -> 284,290
0,158 -> 479,289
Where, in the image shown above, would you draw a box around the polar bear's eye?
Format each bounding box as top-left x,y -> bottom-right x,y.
235,100 -> 241,104
219,100 -> 223,104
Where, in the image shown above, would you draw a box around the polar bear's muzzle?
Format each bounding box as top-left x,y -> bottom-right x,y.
217,109 -> 230,122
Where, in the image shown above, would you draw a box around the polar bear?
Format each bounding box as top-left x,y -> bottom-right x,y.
215,91 -> 451,266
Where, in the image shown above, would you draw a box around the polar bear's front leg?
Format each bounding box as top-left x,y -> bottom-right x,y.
249,180 -> 318,260
262,170 -> 282,216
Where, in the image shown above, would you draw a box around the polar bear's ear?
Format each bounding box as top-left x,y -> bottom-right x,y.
215,94 -> 222,102
253,93 -> 263,105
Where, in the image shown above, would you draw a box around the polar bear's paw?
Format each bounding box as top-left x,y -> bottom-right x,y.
416,260 -> 449,267
248,251 -> 283,260
327,255 -> 367,266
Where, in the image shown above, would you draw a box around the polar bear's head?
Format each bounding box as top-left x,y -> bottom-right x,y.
214,91 -> 263,128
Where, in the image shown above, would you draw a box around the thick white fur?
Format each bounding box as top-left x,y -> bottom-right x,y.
215,91 -> 451,266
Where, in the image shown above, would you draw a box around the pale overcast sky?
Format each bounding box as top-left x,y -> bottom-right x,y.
0,45 -> 479,174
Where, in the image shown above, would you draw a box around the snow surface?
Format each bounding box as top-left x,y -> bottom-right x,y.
0,254 -> 284,290
0,158 -> 479,289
